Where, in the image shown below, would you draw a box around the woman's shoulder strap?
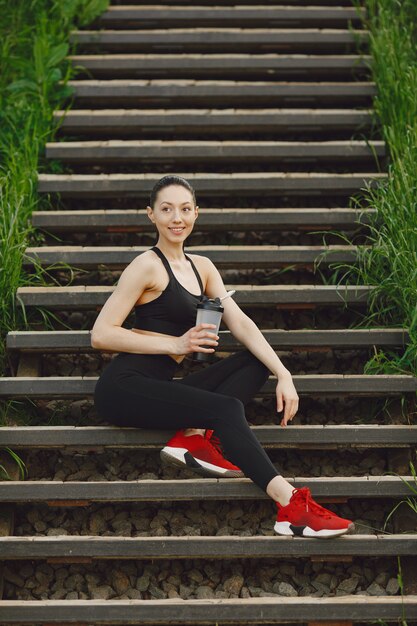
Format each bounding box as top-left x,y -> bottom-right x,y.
149,246 -> 174,277
184,253 -> 204,295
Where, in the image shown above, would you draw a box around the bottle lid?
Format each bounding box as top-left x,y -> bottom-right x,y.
197,295 -> 224,312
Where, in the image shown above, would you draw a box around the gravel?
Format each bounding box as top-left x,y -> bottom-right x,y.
3,556 -> 401,602
18,445 -> 389,483
13,496 -> 398,541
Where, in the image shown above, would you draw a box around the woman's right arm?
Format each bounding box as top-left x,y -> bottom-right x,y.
90,254 -> 177,355
91,254 -> 219,357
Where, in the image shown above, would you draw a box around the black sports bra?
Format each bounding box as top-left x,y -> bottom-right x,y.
133,246 -> 204,336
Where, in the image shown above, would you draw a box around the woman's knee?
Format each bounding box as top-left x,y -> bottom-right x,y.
224,395 -> 245,413
212,396 -> 246,427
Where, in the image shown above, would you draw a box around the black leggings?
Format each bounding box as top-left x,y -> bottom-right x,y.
93,349 -> 280,492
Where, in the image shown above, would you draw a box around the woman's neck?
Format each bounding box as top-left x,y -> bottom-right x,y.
155,240 -> 186,263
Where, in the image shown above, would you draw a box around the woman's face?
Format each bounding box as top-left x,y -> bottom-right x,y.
147,185 -> 198,243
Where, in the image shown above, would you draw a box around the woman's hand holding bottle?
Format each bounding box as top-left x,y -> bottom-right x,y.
174,323 -> 219,355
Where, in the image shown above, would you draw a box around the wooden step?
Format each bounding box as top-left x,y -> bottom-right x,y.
37,172 -> 385,198
44,140 -> 385,164
22,244 -> 365,269
105,0 -> 363,5
1,375 -> 416,399
65,80 -> 375,107
1,597 -> 416,624
7,328 -> 408,352
53,108 -> 374,135
16,284 -> 374,309
0,476 -> 414,502
69,54 -> 370,79
32,208 -> 376,232
1,425 -> 416,449
94,7 -> 365,29
0,534 -> 415,560
70,28 -> 368,53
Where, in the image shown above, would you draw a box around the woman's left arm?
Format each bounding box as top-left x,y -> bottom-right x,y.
227,315 -> 299,427
201,257 -> 299,427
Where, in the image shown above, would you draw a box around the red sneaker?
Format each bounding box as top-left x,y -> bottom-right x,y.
160,429 -> 244,478
274,487 -> 355,538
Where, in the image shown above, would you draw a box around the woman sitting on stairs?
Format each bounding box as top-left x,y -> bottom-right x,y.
92,174 -> 354,539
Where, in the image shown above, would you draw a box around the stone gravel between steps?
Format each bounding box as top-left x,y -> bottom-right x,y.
2,556 -> 401,602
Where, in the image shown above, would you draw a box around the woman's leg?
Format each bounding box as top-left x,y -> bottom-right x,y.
94,362 -> 279,493
176,349 -> 269,403
176,348 -> 269,436
174,350 -> 282,491
175,350 -> 295,503
94,354 -> 354,534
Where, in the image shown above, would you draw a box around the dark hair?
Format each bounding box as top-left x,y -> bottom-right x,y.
149,175 -> 196,209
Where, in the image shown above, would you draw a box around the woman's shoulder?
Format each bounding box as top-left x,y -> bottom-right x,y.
186,252 -> 212,267
186,252 -> 213,276
131,249 -> 158,268
126,249 -> 160,283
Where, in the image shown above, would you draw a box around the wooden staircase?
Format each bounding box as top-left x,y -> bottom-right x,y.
1,0 -> 417,623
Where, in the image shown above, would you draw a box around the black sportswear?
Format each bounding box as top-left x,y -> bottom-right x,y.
133,246 -> 204,336
94,349 -> 280,493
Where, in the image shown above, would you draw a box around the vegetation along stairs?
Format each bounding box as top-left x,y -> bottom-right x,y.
1,0 -> 417,623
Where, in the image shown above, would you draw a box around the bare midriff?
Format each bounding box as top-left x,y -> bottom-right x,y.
131,327 -> 185,364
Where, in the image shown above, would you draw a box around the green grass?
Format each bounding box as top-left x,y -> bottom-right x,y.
299,3 -> 414,606
0,447 -> 28,480
317,0 -> 417,380
385,461 -> 417,530
383,461 -> 417,625
0,0 -> 109,384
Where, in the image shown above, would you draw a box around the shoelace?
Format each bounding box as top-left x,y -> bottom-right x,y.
204,429 -> 224,455
291,487 -> 334,519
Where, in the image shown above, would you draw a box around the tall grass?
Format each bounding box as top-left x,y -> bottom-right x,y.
333,0 -> 417,378
0,0 -> 109,378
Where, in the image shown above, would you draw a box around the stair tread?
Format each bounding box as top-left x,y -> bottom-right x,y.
69,27 -> 368,55
70,53 -> 369,60
71,27 -> 368,36
23,243 -> 363,263
96,6 -> 365,19
69,53 -> 369,75
1,596 -> 416,624
53,108 -> 373,133
16,283 -> 375,309
0,534 -> 416,559
31,207 -> 375,230
54,106 -> 373,115
0,476 -> 415,501
1,424 -> 416,447
67,80 -> 375,104
54,108 -> 372,117
25,243 -> 366,248
2,375 -> 416,398
37,172 -> 386,197
39,170 -> 383,176
7,328 -> 409,349
67,79 -> 374,87
46,139 -> 383,146
45,139 -> 384,156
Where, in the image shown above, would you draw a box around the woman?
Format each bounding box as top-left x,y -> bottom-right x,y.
92,174 -> 354,538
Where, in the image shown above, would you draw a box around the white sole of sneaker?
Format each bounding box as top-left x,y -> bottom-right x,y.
274,520 -> 355,539
160,446 -> 243,478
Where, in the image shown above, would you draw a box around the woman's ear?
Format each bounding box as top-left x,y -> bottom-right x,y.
146,205 -> 155,223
